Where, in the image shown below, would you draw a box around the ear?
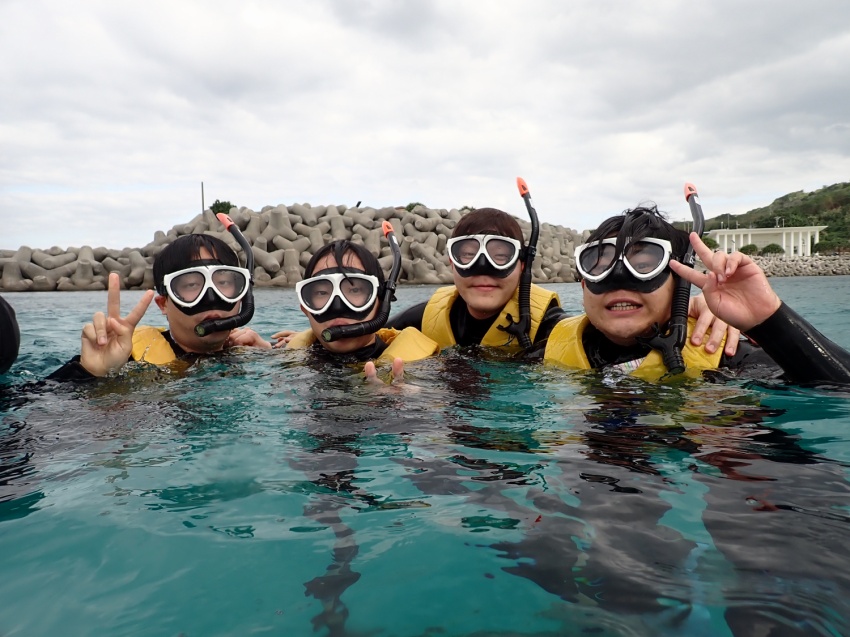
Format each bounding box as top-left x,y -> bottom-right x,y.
155,294 -> 168,314
580,280 -> 586,290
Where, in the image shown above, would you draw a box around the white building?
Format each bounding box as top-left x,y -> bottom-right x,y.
705,225 -> 827,257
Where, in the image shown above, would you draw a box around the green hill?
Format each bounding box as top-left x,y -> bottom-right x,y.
677,182 -> 850,253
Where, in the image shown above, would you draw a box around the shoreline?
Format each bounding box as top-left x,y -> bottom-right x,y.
3,204 -> 849,292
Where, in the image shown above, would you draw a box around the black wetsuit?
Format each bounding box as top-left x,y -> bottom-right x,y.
0,295 -> 20,374
525,303 -> 850,385
305,335 -> 390,363
387,299 -> 566,347
46,331 -> 190,382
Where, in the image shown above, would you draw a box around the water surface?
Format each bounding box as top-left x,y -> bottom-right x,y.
2,278 -> 850,636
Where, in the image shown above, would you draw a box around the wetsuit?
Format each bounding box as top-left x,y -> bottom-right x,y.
287,327 -> 440,364
388,296 -> 566,347
303,336 -> 391,364
47,330 -> 190,382
0,295 -> 20,374
527,302 -> 850,385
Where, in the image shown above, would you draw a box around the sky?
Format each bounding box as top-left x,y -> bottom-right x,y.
3,1 -> 850,251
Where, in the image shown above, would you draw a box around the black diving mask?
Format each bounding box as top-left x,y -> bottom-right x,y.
298,268 -> 380,323
447,234 -> 522,279
576,237 -> 673,294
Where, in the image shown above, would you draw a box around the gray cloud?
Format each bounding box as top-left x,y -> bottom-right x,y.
3,0 -> 850,250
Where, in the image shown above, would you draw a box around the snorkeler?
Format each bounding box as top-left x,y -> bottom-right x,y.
387,205 -> 738,356
280,224 -> 440,375
387,207 -> 563,351
49,231 -> 270,381
533,199 -> 850,384
0,294 -> 20,374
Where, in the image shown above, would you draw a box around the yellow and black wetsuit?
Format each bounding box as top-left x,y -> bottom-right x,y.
387,284 -> 562,352
285,327 -> 440,364
529,303 -> 850,385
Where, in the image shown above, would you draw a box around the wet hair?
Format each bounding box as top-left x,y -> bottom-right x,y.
153,234 -> 240,294
304,240 -> 386,287
586,204 -> 690,261
452,208 -> 524,244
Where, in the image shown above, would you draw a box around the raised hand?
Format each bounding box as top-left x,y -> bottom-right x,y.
364,357 -> 404,385
80,273 -> 154,376
687,293 -> 741,356
670,233 -> 782,332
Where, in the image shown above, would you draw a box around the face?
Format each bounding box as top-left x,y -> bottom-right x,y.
452,258 -> 523,320
301,252 -> 380,354
155,247 -> 241,353
581,274 -> 675,346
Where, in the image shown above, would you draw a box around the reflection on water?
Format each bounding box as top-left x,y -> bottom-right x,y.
2,343 -> 850,635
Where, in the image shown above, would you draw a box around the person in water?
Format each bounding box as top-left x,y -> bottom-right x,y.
533,205 -> 850,384
387,207 -> 739,356
280,239 -> 440,381
0,294 -> 20,374
49,234 -> 270,381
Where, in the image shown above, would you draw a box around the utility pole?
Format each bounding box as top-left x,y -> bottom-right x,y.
201,182 -> 205,213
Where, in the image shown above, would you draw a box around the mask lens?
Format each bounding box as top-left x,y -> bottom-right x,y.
485,238 -> 519,266
300,278 -> 335,312
579,242 -> 617,277
169,271 -> 207,303
449,238 -> 483,266
625,241 -> 667,276
339,276 -> 375,309
211,269 -> 247,300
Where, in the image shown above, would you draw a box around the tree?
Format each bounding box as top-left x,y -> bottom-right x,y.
739,244 -> 759,256
405,202 -> 426,212
702,236 -> 719,250
814,240 -> 850,254
760,243 -> 785,256
211,199 -> 234,214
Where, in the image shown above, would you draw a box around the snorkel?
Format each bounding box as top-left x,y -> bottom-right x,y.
320,221 -> 401,343
635,183 -> 705,375
499,177 -> 539,349
194,213 -> 256,337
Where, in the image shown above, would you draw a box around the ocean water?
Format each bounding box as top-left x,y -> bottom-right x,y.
2,277 -> 850,637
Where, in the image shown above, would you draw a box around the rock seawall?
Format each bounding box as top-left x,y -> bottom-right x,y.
0,204 -> 586,291
3,204 -> 849,292
752,255 -> 850,277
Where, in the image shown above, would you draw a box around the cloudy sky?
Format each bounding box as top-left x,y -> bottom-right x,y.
3,0 -> 850,250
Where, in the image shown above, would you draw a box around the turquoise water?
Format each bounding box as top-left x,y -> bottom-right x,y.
2,277 -> 850,637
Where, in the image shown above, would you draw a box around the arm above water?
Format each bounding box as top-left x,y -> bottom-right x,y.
672,233 -> 850,384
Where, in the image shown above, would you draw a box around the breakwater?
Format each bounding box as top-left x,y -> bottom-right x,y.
0,204 -> 586,291
3,204 -> 849,292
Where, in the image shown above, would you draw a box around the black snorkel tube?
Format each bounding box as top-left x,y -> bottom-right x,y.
194,212 -> 256,337
635,183 -> 705,375
321,220 -> 401,343
499,177 -> 539,349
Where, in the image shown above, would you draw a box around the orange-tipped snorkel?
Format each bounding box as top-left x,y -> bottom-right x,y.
635,183 -> 705,375
321,220 -> 402,342
194,212 -> 256,337
498,177 -> 538,349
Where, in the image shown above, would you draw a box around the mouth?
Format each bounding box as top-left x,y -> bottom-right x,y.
606,301 -> 642,312
320,318 -> 356,328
